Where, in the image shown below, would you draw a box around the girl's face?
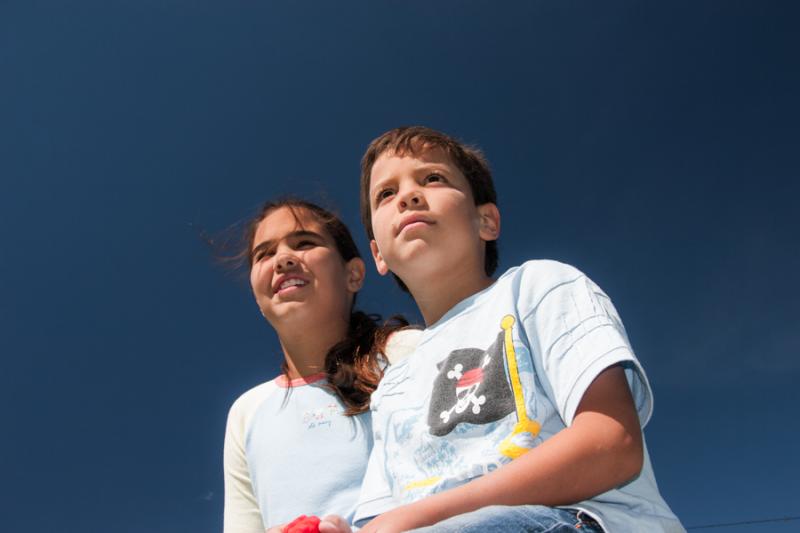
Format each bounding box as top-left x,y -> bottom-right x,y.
249,206 -> 365,328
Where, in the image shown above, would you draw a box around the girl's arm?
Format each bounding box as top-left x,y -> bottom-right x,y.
355,364 -> 643,533
223,399 -> 267,533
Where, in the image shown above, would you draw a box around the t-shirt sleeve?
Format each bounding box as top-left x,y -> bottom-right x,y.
223,396 -> 266,533
352,389 -> 402,527
352,444 -> 396,527
354,329 -> 421,524
520,263 -> 653,427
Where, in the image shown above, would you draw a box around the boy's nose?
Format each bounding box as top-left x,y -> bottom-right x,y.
399,189 -> 425,209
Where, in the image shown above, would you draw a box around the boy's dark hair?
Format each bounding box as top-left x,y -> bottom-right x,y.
241,198 -> 407,415
360,126 -> 499,291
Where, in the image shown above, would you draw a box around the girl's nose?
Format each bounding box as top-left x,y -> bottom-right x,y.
274,253 -> 298,272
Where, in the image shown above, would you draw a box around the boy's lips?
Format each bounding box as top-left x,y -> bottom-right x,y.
397,214 -> 434,235
272,274 -> 309,295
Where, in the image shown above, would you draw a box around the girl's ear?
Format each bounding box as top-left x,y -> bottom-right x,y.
345,257 -> 367,293
477,203 -> 501,242
369,240 -> 390,276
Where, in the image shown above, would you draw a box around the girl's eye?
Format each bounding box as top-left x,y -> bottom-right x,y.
253,249 -> 275,262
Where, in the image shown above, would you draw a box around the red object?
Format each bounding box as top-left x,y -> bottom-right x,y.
457,367 -> 484,387
285,514 -> 321,533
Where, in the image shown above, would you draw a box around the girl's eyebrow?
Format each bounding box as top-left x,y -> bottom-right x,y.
251,230 -> 324,258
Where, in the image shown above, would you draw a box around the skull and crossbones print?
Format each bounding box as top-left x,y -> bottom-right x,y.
439,355 -> 491,423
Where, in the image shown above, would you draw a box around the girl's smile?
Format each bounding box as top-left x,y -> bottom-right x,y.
250,206 -> 363,327
273,274 -> 309,295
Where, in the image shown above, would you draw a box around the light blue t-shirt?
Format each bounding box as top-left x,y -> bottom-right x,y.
355,260 -> 684,532
225,373 -> 372,530
223,331 -> 421,533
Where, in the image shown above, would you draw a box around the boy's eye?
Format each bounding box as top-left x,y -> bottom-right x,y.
296,240 -> 316,249
424,173 -> 445,184
375,188 -> 395,203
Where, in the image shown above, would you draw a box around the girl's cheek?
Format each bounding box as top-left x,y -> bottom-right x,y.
250,264 -> 267,292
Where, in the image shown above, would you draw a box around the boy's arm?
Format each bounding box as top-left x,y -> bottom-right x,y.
357,364 -> 643,533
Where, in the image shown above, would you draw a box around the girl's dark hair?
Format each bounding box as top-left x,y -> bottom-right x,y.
243,198 -> 407,416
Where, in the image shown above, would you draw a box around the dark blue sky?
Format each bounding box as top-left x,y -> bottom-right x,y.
2,2 -> 798,531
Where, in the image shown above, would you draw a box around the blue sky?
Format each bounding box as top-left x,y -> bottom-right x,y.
1,1 -> 798,531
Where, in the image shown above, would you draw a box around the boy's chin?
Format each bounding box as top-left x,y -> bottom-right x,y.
390,238 -> 437,263
393,258 -> 449,285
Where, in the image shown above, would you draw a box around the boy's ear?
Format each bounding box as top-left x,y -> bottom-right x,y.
477,203 -> 501,242
345,257 -> 366,293
369,240 -> 390,276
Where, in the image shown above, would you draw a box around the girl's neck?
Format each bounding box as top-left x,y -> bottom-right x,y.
276,316 -> 349,379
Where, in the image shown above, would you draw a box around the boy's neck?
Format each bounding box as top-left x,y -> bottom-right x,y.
409,266 -> 495,326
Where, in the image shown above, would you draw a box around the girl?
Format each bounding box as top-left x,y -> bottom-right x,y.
222,199 -> 416,532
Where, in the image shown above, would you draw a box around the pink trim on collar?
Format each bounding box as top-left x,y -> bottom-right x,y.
275,372 -> 327,388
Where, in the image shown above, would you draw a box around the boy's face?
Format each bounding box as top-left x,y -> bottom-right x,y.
367,147 -> 499,285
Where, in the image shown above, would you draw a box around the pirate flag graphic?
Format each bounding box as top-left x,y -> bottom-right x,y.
427,329 -> 515,436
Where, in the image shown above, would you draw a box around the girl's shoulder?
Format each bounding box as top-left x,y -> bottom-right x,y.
226,378 -> 281,432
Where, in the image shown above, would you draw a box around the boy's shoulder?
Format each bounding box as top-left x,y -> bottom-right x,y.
491,259 -> 588,301
512,259 -> 585,283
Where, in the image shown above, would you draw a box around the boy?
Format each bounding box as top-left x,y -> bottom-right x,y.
326,126 -> 683,532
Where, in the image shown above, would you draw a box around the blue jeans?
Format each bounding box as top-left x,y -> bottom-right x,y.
407,505 -> 603,533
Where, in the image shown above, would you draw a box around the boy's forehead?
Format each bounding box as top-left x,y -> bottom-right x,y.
371,145 -> 457,183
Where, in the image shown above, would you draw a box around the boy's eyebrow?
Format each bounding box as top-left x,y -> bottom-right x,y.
412,162 -> 452,173
251,230 -> 324,258
370,162 -> 453,192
